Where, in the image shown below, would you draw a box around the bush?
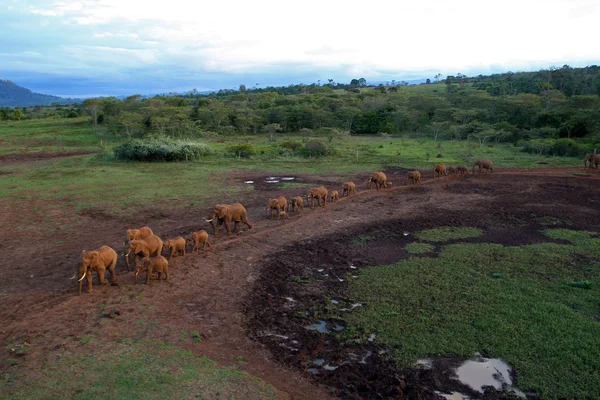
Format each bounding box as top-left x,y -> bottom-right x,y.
519,138 -> 596,157
227,143 -> 256,158
303,139 -> 328,156
114,137 -> 212,162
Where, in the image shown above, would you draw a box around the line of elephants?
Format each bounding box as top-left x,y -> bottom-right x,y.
73,154 -> 598,295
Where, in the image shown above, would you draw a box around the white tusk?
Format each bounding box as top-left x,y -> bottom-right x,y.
205,219 -> 213,223
78,273 -> 87,282
70,273 -> 77,280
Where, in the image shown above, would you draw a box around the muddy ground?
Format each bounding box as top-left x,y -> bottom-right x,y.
0,163 -> 599,399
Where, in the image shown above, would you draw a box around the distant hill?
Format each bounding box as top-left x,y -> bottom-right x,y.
0,79 -> 80,107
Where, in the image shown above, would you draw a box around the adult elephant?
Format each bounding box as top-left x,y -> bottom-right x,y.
473,159 -> 494,173
307,186 -> 328,208
367,171 -> 387,190
73,246 -> 118,295
206,203 -> 253,237
584,154 -> 600,169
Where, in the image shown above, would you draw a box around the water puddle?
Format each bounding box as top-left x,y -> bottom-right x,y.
281,177 -> 296,181
368,333 -> 376,342
323,364 -> 338,371
455,357 -> 512,393
330,299 -> 340,304
306,320 -> 345,333
436,392 -> 469,400
313,359 -> 325,366
244,180 -> 254,184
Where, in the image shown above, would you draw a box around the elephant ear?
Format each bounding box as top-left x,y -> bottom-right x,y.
134,242 -> 145,253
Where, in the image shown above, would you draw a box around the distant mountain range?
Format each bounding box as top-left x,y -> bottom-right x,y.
0,79 -> 80,107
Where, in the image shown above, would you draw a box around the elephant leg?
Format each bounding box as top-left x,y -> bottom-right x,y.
146,267 -> 152,284
225,218 -> 233,236
108,263 -> 117,283
98,269 -> 108,285
234,221 -> 241,234
182,246 -> 186,256
86,271 -> 93,293
124,252 -> 131,271
165,270 -> 169,281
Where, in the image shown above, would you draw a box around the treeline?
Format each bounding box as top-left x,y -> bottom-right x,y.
5,66 -> 600,157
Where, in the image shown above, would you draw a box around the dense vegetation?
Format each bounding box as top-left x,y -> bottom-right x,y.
2,65 -> 599,159
0,79 -> 78,107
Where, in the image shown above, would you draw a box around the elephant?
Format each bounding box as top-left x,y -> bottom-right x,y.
447,166 -> 457,175
584,154 -> 600,169
384,181 -> 392,189
287,196 -> 304,212
135,256 -> 169,284
187,230 -> 211,252
206,203 -> 253,237
266,196 -> 287,219
456,165 -> 469,175
278,211 -> 288,220
433,163 -> 447,178
126,226 -> 153,242
341,181 -> 356,197
406,171 -> 422,185
473,159 -> 494,173
367,172 -> 387,190
164,237 -> 186,259
72,246 -> 118,295
307,186 -> 328,208
330,190 -> 339,202
125,235 -> 163,271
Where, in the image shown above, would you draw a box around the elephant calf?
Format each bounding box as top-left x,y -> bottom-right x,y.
125,235 -> 164,271
266,196 -> 287,219
135,256 -> 169,284
164,237 -> 186,259
307,186 -> 328,208
457,165 -> 468,175
406,171 -> 422,185
473,159 -> 494,173
288,196 -> 304,212
341,181 -> 356,197
330,190 -> 339,202
278,211 -> 288,220
188,230 -> 211,252
448,166 -> 457,175
384,181 -> 392,188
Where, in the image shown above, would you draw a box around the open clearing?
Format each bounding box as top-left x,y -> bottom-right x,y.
1,143 -> 599,398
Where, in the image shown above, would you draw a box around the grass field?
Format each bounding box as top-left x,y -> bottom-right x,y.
0,118 -> 583,215
2,339 -> 283,400
343,228 -> 600,399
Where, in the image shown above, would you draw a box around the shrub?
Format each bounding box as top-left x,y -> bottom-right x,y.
303,139 -> 328,156
227,143 -> 256,158
113,137 -> 212,162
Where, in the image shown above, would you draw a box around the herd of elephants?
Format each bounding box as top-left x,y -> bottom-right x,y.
72,153 -> 600,295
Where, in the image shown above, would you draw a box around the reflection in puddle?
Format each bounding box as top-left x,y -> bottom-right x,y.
323,364 -> 338,371
330,299 -> 339,304
455,357 -> 512,393
436,392 -> 469,400
245,180 -> 254,184
281,177 -> 296,181
313,359 -> 325,366
306,320 -> 345,333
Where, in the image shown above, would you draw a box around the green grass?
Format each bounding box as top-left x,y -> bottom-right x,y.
343,230 -> 600,399
404,242 -> 435,254
0,119 -> 586,216
414,226 -> 484,242
1,339 -> 282,400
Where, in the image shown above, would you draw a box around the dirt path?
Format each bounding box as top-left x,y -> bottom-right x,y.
1,167 -> 599,399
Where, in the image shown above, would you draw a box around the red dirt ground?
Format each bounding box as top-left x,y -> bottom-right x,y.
0,165 -> 599,399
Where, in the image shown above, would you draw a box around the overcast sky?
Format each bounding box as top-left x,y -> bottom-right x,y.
1,0 -> 599,97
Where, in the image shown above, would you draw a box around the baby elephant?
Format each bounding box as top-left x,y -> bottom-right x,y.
288,196 -> 304,212
447,166 -> 457,175
341,181 -> 356,197
456,165 -> 468,175
384,181 -> 392,189
278,211 -> 288,220
135,256 -> 169,284
330,190 -> 339,202
406,170 -> 422,185
188,230 -> 211,253
164,237 -> 186,259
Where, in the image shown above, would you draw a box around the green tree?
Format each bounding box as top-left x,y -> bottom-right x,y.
263,123 -> 282,141
13,109 -> 24,121
83,99 -> 102,129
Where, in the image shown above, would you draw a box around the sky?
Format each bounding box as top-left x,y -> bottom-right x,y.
1,0 -> 599,98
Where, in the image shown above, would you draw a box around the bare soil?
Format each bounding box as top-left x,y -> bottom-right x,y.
0,166 -> 599,399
